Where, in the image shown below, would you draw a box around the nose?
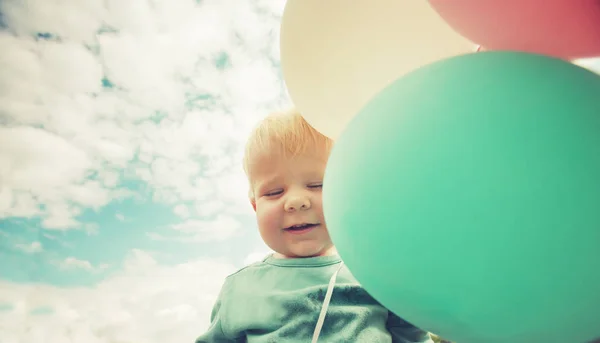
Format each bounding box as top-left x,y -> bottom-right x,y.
284,193 -> 311,212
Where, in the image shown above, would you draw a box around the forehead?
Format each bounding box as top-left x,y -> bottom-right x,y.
248,150 -> 328,184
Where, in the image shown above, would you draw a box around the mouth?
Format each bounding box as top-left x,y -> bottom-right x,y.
284,223 -> 319,234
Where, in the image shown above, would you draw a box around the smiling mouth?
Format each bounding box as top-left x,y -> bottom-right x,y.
284,223 -> 319,232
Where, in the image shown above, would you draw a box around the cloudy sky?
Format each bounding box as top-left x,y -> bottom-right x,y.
0,0 -> 286,342
1,1 -> 599,342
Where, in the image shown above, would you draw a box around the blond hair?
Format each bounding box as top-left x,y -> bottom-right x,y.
243,108 -> 333,177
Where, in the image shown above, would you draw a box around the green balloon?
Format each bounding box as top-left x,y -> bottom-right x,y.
323,52 -> 600,343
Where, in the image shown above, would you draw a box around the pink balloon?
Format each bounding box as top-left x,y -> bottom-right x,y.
428,0 -> 600,59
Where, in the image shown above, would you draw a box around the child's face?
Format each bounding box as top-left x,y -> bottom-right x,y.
249,148 -> 334,258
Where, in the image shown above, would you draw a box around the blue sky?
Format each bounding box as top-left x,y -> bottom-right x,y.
0,0 -> 285,341
1,1 -> 599,342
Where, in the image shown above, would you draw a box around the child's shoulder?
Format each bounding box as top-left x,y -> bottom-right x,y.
224,255 -> 272,281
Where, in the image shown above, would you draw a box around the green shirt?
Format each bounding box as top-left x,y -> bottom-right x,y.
195,254 -> 433,342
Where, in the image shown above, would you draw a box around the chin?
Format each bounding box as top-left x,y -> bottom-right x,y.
290,246 -> 335,258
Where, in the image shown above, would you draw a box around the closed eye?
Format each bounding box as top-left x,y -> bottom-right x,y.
264,190 -> 283,197
308,184 -> 323,189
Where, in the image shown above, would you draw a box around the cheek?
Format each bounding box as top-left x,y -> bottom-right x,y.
256,201 -> 281,230
312,195 -> 324,215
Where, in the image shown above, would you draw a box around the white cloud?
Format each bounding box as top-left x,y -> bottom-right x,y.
173,204 -> 190,218
0,0 -> 289,231
40,40 -> 104,94
194,199 -> 226,218
214,171 -> 255,216
0,1 -> 288,342
0,127 -> 91,190
0,250 -> 236,343
0,0 -> 107,44
54,257 -> 109,272
0,126 -> 111,229
15,241 -> 43,254
148,214 -> 242,243
58,257 -> 92,271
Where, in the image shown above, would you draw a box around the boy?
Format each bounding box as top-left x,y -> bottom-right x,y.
195,109 -> 433,342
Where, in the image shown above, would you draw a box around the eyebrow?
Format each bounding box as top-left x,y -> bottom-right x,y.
255,177 -> 281,192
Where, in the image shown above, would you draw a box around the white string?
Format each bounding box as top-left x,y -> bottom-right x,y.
311,261 -> 344,343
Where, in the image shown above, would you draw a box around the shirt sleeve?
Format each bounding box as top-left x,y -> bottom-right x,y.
195,279 -> 244,343
387,311 -> 434,343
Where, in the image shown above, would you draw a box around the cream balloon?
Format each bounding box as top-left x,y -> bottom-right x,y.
280,0 -> 474,139
575,58 -> 600,75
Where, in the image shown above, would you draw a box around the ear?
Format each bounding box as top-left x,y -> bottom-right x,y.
247,188 -> 257,212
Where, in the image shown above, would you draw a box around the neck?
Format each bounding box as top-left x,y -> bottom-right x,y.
274,246 -> 338,259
